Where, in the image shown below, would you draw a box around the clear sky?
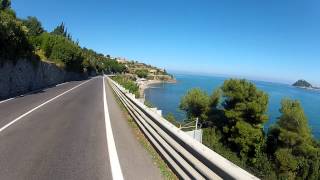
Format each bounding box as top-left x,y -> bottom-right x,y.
12,0 -> 320,84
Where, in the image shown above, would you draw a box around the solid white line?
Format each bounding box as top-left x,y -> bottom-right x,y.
102,76 -> 124,180
0,98 -> 14,104
0,79 -> 92,133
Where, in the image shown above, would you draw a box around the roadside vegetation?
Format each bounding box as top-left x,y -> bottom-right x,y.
111,75 -> 140,98
176,79 -> 320,179
0,0 -> 126,74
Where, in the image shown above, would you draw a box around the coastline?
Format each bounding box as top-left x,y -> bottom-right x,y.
139,79 -> 177,97
293,86 -> 320,91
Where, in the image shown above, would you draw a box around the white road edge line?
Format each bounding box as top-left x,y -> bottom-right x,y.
56,82 -> 69,87
102,75 -> 124,180
0,78 -> 92,133
0,98 -> 14,104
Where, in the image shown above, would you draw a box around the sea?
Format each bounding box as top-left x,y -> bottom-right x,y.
144,73 -> 320,139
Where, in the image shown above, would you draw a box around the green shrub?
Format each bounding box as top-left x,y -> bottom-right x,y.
112,76 -> 140,98
220,79 -> 269,163
179,88 -> 210,121
38,33 -> 83,72
22,16 -> 44,37
49,36 -> 83,72
0,10 -> 33,61
103,59 -> 127,74
164,113 -> 180,127
81,48 -> 127,74
267,99 -> 320,179
203,127 -> 247,168
135,69 -> 149,78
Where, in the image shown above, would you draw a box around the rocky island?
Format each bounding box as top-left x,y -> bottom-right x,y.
293,80 -> 312,88
292,80 -> 319,90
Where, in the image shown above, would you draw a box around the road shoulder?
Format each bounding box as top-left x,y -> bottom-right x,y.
104,78 -> 168,180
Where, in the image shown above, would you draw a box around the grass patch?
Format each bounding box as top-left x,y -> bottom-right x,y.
110,83 -> 177,180
35,49 -> 66,69
111,75 -> 140,98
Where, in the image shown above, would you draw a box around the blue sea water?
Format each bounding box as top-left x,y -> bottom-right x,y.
144,73 -> 320,138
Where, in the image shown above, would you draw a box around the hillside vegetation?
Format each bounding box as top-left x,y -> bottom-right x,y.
178,79 -> 320,179
0,0 -> 126,74
116,59 -> 174,81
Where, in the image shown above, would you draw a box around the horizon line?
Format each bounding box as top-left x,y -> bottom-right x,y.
166,69 -> 308,86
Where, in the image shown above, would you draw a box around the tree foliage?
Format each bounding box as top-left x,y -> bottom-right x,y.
221,79 -> 269,125
220,79 -> 269,162
0,10 -> 33,61
49,36 -> 83,72
0,8 -> 126,73
210,89 -> 221,109
22,16 -> 44,36
51,22 -> 72,40
179,88 -> 210,121
81,48 -> 126,74
0,3 -> 126,75
37,33 -> 82,71
51,22 -> 66,36
164,113 -> 180,127
135,69 -> 149,78
0,0 -> 11,10
102,59 -> 127,74
267,99 -> 320,179
179,79 -> 320,179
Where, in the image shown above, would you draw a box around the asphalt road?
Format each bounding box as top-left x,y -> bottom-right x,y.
0,76 -> 162,180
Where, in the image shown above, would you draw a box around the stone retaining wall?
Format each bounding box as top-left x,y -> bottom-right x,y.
0,59 -> 89,100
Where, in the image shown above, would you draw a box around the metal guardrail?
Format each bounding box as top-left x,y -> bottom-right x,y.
107,77 -> 259,180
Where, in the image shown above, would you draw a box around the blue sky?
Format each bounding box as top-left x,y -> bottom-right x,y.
12,0 -> 320,84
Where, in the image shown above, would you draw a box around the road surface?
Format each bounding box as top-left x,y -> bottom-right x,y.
0,76 -> 162,180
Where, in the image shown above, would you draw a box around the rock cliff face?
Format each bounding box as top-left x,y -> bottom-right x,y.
0,59 -> 88,99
